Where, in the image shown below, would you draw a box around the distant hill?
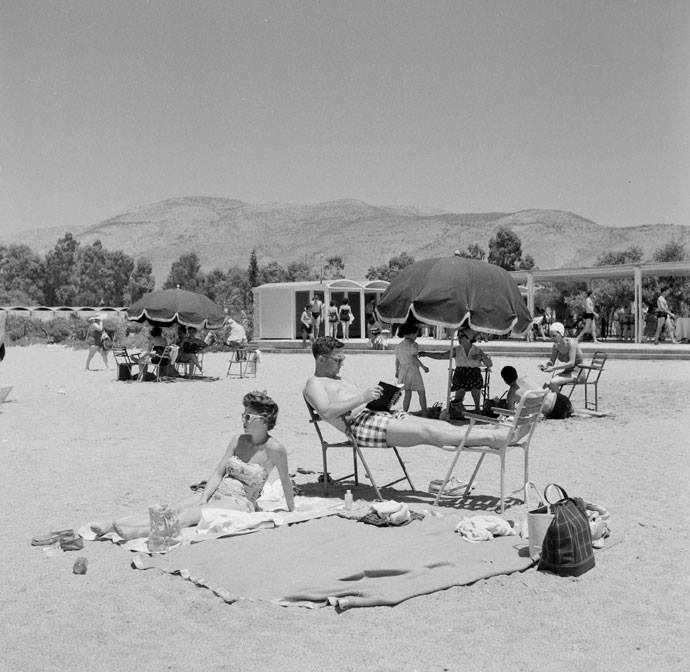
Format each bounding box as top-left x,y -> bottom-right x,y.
4,197 -> 689,283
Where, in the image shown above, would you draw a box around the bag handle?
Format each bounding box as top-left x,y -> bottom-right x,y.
543,482 -> 568,505
524,481 -> 545,511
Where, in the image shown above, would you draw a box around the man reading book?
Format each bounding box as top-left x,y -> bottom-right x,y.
304,337 -> 523,450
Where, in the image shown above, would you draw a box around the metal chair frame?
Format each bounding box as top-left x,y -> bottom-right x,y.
433,389 -> 548,513
226,347 -> 258,378
560,350 -> 607,411
112,347 -> 142,381
304,397 -> 414,500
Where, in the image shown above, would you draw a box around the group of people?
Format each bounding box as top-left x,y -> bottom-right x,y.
389,321 -> 577,421
301,294 -> 357,346
92,322 -> 585,543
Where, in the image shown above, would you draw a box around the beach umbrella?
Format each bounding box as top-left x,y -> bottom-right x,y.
376,256 -> 532,334
376,256 -> 533,411
127,288 -> 226,329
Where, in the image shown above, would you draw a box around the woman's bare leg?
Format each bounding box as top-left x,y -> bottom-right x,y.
417,390 -> 427,412
85,345 -> 99,370
108,494 -> 203,540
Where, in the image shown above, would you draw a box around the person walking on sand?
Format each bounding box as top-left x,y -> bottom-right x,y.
394,324 -> 429,413
653,286 -> 677,345
85,316 -> 111,370
578,290 -> 599,343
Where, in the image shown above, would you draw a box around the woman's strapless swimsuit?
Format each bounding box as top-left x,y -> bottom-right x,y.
206,456 -> 269,512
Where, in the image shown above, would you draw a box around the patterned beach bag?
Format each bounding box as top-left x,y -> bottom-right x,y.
538,484 -> 595,577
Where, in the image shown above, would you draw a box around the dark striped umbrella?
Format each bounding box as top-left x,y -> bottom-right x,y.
127,288 -> 225,329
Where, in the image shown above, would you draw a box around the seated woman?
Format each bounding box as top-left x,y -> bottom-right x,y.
539,322 -> 586,392
136,326 -> 171,378
176,326 -> 203,375
91,391 -> 295,540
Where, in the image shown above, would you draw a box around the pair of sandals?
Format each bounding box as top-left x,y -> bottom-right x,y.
31,528 -> 84,551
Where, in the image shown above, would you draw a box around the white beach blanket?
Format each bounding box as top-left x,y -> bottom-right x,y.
80,493 -> 343,553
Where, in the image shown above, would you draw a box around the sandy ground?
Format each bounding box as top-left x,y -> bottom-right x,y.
1,344 -> 689,672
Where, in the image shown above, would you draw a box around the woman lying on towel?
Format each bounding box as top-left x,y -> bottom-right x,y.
91,391 -> 295,540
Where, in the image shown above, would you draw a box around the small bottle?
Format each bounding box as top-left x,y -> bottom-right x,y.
72,557 -> 88,574
344,489 -> 353,511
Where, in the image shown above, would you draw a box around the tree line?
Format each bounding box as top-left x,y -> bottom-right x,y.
1,226 -> 687,328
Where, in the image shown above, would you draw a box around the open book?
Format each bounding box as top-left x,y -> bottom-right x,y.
366,381 -> 404,412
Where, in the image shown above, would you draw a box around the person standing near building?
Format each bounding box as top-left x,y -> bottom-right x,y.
578,290 -> 599,343
326,300 -> 339,338
338,297 -> 352,340
310,294 -> 324,338
300,305 -> 314,347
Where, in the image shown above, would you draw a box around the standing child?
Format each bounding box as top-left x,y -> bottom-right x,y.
422,326 -> 492,416
394,324 -> 429,413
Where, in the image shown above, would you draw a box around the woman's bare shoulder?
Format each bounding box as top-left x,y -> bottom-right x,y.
265,436 -> 286,454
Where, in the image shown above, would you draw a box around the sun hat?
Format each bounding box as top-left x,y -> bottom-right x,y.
548,322 -> 565,336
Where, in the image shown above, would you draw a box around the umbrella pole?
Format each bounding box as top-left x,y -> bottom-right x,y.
446,331 -> 455,412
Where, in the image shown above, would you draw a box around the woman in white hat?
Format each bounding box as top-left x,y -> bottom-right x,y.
85,316 -> 111,371
539,322 -> 585,392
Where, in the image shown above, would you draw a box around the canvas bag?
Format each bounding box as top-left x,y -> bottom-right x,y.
525,481 -> 554,561
538,484 -> 595,577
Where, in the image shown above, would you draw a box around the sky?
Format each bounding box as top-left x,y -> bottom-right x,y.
1,0 -> 689,237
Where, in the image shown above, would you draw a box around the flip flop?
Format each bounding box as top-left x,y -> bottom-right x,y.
31,528 -> 76,547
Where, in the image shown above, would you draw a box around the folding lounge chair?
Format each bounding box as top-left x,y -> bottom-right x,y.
559,350 -> 607,412
226,346 -> 259,378
304,396 -> 414,500
112,347 -> 142,381
433,389 -> 548,513
138,345 -> 179,382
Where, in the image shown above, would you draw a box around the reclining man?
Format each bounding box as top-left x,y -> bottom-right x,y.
304,336 -> 529,450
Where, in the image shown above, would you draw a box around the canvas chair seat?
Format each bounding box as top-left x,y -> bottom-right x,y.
433,389 -> 548,513
304,395 -> 414,501
137,344 -> 179,381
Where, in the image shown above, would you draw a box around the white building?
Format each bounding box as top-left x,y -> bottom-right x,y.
252,279 -> 389,339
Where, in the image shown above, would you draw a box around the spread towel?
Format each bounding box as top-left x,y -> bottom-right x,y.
80,494 -> 342,553
133,514 -> 534,610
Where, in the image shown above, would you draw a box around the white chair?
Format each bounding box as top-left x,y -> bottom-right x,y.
433,389 -> 548,513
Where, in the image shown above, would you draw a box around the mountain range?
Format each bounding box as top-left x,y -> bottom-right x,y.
4,197 -> 689,283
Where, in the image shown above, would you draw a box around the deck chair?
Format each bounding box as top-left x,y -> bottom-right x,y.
138,345 -> 179,382
226,346 -> 259,378
559,351 -> 607,411
433,388 -> 548,513
304,396 -> 414,500
112,347 -> 142,381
